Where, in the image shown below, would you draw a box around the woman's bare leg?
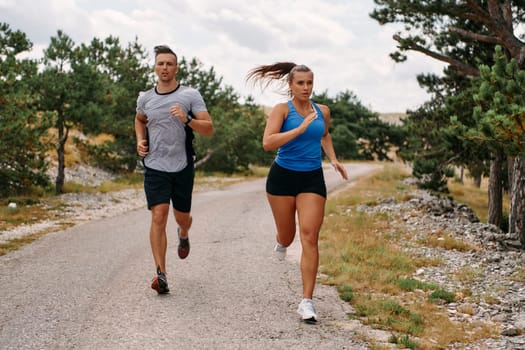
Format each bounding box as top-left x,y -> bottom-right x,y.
296,193 -> 325,299
266,194 -> 297,247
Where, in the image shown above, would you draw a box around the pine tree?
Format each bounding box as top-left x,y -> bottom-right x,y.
471,46 -> 525,244
0,23 -> 50,196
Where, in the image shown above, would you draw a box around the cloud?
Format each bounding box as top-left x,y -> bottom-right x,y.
0,0 -> 445,112
204,9 -> 278,52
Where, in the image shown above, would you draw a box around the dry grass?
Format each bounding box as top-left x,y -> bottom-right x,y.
44,129 -> 89,166
321,212 -> 419,294
0,232 -> 48,256
454,266 -> 485,283
511,261 -> 525,282
0,197 -> 66,232
419,232 -> 480,252
0,196 -> 75,255
320,162 -> 502,349
448,176 -> 510,223
43,128 -> 116,165
61,172 -> 144,194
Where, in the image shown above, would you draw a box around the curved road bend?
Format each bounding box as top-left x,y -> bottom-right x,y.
0,163 -> 380,350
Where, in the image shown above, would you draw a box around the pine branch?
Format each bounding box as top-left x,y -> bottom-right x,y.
393,34 -> 480,76
448,27 -> 501,45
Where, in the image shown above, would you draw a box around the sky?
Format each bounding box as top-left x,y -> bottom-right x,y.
1,0 -> 447,113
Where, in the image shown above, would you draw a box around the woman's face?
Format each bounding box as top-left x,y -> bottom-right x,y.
289,71 -> 314,101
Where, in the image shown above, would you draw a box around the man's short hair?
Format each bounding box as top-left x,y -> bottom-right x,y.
154,45 -> 177,62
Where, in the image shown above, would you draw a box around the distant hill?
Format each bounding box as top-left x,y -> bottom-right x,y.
378,113 -> 406,126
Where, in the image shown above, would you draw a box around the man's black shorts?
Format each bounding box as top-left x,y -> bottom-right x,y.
266,162 -> 327,198
144,164 -> 194,212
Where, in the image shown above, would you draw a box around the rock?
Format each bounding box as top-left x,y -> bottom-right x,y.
502,327 -> 519,336
502,240 -> 524,251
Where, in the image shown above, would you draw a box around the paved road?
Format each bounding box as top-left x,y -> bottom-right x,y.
0,163 -> 379,350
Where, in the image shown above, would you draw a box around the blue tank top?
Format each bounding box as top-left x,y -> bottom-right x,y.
275,101 -> 325,171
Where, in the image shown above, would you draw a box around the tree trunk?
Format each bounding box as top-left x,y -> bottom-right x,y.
473,173 -> 482,188
488,151 -> 504,229
509,156 -> 525,248
508,156 -> 515,194
468,163 -> 483,188
56,138 -> 66,195
194,149 -> 215,168
55,120 -> 69,195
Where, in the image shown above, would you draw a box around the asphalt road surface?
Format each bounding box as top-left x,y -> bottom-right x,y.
0,163 -> 380,350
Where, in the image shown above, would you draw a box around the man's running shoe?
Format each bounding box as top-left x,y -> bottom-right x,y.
151,267 -> 169,294
274,242 -> 287,261
297,298 -> 317,324
177,227 -> 190,259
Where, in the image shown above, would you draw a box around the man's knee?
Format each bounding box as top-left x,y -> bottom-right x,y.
151,204 -> 170,224
174,211 -> 191,229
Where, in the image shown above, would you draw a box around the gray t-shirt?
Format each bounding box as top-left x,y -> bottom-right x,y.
136,85 -> 207,172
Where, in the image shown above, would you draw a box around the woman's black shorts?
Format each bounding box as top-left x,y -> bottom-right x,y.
144,165 -> 194,212
266,162 -> 326,198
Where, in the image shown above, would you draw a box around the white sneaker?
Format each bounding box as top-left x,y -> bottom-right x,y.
274,243 -> 287,260
297,298 -> 317,323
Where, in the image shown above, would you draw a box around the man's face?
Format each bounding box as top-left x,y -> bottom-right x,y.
154,53 -> 178,82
